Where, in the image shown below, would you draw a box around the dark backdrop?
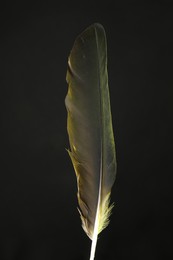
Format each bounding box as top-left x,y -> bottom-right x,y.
1,1 -> 173,259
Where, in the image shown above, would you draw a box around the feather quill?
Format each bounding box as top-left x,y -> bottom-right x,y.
65,23 -> 117,260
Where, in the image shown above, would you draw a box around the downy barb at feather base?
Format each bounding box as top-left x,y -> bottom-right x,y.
65,23 -> 117,260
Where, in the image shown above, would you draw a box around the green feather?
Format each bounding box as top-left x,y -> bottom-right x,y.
65,23 -> 117,260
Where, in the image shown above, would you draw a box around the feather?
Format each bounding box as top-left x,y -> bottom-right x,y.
65,23 -> 117,260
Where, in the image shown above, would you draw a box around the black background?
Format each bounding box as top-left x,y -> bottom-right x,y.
1,1 -> 173,259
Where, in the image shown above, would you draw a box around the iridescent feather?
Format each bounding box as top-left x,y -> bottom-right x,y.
65,23 -> 117,260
